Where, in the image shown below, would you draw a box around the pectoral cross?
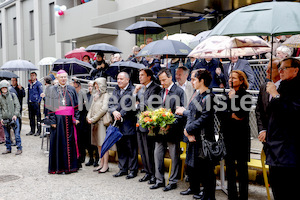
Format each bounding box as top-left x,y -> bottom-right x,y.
62,99 -> 65,106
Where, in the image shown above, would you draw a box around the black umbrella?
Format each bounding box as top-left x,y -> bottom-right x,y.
125,21 -> 165,34
125,21 -> 165,44
136,39 -> 192,59
0,70 -> 19,79
52,58 -> 94,76
85,43 -> 122,54
1,59 -> 38,71
106,61 -> 146,83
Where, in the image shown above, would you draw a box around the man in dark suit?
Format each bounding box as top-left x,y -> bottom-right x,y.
223,56 -> 255,89
150,68 -> 186,192
255,58 -> 281,143
265,58 -> 300,200
108,72 -> 138,179
134,69 -> 161,184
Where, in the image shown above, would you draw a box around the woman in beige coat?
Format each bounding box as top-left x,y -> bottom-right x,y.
87,77 -> 110,173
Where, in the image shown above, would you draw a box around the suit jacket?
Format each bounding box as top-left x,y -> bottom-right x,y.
159,84 -> 186,142
197,59 -> 226,88
255,82 -> 270,133
223,59 -> 255,89
136,81 -> 162,132
108,84 -> 137,136
175,81 -> 193,105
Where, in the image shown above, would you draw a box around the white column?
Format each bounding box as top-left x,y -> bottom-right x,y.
33,0 -> 42,78
1,7 -> 7,63
16,0 -> 24,59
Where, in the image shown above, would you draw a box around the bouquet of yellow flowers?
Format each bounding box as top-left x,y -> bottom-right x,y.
137,108 -> 176,136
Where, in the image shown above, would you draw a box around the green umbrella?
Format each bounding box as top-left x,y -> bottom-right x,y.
209,1 -> 300,37
209,1 -> 300,79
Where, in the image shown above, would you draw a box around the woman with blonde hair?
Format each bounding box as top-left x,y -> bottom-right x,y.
219,70 -> 252,200
87,77 -> 110,173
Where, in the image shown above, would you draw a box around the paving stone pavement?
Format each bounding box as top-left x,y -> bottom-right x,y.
0,124 -> 271,200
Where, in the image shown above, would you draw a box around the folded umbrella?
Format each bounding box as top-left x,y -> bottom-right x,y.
52,58 -> 94,76
100,121 -> 123,158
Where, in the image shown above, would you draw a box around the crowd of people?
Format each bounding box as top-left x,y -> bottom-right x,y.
0,36 -> 299,200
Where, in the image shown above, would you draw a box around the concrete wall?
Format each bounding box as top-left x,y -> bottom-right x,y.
6,5 -> 17,61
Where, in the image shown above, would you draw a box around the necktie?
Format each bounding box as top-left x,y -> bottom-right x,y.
228,63 -> 234,76
120,89 -> 124,96
163,89 -> 169,103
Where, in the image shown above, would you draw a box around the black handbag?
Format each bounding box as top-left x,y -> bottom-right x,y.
200,130 -> 227,162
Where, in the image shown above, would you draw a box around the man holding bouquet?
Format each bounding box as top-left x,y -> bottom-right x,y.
150,68 -> 186,192
134,69 -> 161,184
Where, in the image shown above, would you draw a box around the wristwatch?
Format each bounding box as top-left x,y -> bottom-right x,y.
274,94 -> 280,99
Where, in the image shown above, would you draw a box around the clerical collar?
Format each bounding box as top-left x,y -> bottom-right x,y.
59,83 -> 67,88
145,81 -> 153,88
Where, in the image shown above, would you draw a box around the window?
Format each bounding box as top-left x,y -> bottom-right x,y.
0,23 -> 2,49
13,17 -> 17,45
29,10 -> 34,40
49,2 -> 55,35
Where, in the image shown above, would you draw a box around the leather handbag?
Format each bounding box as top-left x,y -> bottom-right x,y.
200,130 -> 227,162
103,112 -> 112,127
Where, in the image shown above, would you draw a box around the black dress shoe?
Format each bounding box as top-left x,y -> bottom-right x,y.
163,183 -> 177,192
180,188 -> 197,195
126,172 -> 137,179
85,159 -> 94,166
113,171 -> 128,177
26,131 -> 34,136
148,176 -> 156,184
139,174 -> 151,182
193,191 -> 204,199
149,182 -> 165,190
93,162 -> 99,167
34,132 -> 41,136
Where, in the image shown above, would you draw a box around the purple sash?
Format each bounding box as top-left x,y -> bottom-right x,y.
55,106 -> 79,158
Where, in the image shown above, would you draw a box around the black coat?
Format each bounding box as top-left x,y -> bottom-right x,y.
91,60 -> 109,79
266,77 -> 300,167
219,88 -> 251,162
255,82 -> 270,133
108,84 -> 137,136
136,81 -> 162,133
159,84 -> 186,142
185,90 -> 216,167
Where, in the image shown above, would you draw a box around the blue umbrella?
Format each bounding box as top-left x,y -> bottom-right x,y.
100,121 -> 123,158
85,43 -> 122,54
52,58 -> 94,76
1,59 -> 38,71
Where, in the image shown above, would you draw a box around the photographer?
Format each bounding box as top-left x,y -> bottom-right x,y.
0,80 -> 22,155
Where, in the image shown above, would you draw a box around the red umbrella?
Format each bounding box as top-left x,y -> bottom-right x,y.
65,47 -> 95,61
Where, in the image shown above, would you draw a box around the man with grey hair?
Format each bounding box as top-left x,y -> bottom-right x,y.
108,72 -> 138,179
175,66 -> 193,102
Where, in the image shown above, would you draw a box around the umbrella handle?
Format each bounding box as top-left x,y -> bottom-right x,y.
112,117 -> 123,126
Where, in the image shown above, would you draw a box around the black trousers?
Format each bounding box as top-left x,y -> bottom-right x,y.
269,166 -> 298,200
28,102 -> 41,133
225,158 -> 248,200
189,158 -> 216,198
116,134 -> 138,173
137,130 -> 155,176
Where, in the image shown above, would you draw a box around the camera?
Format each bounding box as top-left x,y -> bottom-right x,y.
2,119 -> 17,130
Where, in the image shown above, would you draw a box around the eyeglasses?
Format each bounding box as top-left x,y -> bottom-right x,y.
278,66 -> 294,71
